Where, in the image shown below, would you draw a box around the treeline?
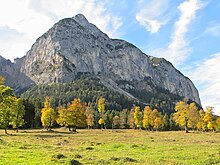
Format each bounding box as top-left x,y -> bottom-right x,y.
36,97 -> 220,133
1,75 -> 220,134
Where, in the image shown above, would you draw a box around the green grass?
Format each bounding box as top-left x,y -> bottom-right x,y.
1,129 -> 220,164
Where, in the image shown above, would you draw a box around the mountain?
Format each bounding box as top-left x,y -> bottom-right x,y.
0,14 -> 201,112
0,56 -> 34,92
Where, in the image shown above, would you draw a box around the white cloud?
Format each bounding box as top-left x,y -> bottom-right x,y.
135,0 -> 169,33
0,26 -> 32,59
152,0 -> 203,66
167,0 -> 202,65
205,23 -> 220,37
0,0 -> 122,61
189,52 -> 220,115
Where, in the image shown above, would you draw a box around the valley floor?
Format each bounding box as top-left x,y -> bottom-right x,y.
1,129 -> 220,165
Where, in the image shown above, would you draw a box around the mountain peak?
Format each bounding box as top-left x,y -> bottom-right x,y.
73,13 -> 89,26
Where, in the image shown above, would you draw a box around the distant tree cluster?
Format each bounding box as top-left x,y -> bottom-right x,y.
38,96 -> 220,133
173,99 -> 220,132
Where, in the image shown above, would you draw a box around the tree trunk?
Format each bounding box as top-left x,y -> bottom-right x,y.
16,127 -> 19,133
185,119 -> 189,133
4,128 -> 8,134
185,126 -> 189,133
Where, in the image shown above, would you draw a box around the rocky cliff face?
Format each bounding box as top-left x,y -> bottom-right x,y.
0,14 -> 201,105
0,56 -> 34,92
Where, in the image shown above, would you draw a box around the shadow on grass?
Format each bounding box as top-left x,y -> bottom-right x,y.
0,128 -> 78,138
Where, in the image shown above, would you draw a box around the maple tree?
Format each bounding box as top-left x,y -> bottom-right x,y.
57,98 -> 86,132
173,100 -> 200,133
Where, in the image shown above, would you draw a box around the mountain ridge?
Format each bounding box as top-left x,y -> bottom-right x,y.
0,14 -> 201,108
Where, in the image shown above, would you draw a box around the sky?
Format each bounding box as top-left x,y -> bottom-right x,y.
0,0 -> 220,114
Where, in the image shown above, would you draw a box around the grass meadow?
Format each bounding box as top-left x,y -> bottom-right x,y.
1,128 -> 220,165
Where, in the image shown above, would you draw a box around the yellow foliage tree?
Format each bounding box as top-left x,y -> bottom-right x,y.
85,107 -> 94,129
150,109 -> 164,130
173,100 -> 199,133
134,106 -> 142,129
98,118 -> 104,126
188,103 -> 200,130
98,97 -> 106,129
56,105 -> 68,126
41,97 -> 56,130
215,117 -> 220,131
128,108 -> 135,129
142,106 -> 152,130
0,76 -> 5,85
56,98 -> 86,132
154,117 -> 164,130
203,106 -> 215,131
98,97 -> 105,113
197,109 -> 206,131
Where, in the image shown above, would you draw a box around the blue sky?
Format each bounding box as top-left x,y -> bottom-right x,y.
0,0 -> 220,114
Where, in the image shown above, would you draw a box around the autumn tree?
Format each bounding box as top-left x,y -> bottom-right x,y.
197,109 -> 206,131
142,106 -> 152,130
134,106 -> 142,129
57,98 -> 86,132
188,102 -> 200,130
128,108 -> 135,129
173,100 -> 199,133
85,106 -> 94,129
203,106 -> 215,131
119,109 -> 128,129
56,105 -> 68,126
41,97 -> 56,130
113,115 -> 120,129
151,109 -> 164,130
98,118 -> 104,128
98,97 -> 105,129
215,117 -> 220,131
0,76 -> 5,85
